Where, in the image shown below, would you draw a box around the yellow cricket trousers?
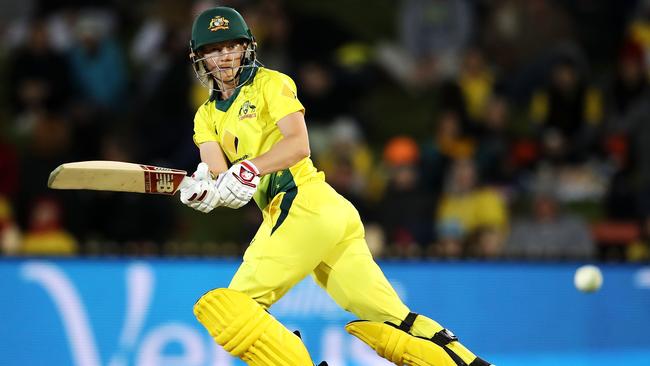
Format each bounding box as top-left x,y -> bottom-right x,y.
228,180 -> 410,325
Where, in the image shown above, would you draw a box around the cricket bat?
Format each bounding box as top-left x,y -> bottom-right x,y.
48,161 -> 191,195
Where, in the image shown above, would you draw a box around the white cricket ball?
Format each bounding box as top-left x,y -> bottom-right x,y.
574,265 -> 603,293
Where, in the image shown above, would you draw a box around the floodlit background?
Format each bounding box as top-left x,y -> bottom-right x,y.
0,0 -> 649,365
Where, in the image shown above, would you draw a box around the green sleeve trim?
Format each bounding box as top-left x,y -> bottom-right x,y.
271,187 -> 297,235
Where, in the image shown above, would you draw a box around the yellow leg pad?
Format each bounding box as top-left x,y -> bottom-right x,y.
194,288 -> 314,366
345,321 -> 458,366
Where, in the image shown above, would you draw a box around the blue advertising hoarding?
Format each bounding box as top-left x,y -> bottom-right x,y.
1,258 -> 649,366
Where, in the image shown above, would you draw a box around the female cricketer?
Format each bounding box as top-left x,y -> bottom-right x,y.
180,6 -> 493,366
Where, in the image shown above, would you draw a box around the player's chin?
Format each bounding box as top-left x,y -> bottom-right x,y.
216,73 -> 237,83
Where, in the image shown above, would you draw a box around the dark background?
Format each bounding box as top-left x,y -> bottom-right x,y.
1,0 -> 649,263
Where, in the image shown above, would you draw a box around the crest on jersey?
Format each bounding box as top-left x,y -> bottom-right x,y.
238,101 -> 257,120
208,16 -> 229,32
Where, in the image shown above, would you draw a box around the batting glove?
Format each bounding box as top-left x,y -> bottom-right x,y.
216,160 -> 260,209
180,162 -> 224,213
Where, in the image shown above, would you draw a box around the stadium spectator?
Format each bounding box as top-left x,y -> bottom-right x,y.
20,197 -> 77,256
602,134 -> 638,220
315,118 -> 377,218
420,110 -> 475,196
130,13 -> 196,169
465,227 -> 504,259
458,47 -> 495,127
478,0 -> 577,104
600,40 -> 650,221
67,11 -> 127,110
529,54 -> 603,163
378,136 -> 433,257
504,192 -> 594,260
474,94 -> 513,186
7,18 -> 72,123
627,0 -> 650,78
606,41 -> 648,131
11,107 -> 91,252
0,196 -> 21,255
627,215 -> 650,262
610,66 -> 650,209
130,0 -> 195,70
432,220 -> 464,259
435,158 -> 508,257
295,62 -> 340,124
288,10 -> 352,122
245,0 -> 292,72
376,0 -> 473,89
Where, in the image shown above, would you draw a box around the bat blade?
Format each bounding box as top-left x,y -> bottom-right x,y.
48,161 -> 190,195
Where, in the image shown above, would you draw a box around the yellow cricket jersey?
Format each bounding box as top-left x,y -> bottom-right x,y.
193,67 -> 324,210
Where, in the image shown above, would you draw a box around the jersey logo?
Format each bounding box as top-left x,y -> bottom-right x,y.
238,101 -> 257,120
208,16 -> 229,32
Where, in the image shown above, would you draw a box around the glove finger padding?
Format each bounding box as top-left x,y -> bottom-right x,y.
216,178 -> 254,209
192,162 -> 212,181
217,188 -> 238,207
181,162 -> 214,206
194,180 -> 223,213
189,201 -> 203,211
197,202 -> 213,213
181,173 -> 225,213
180,177 -> 202,205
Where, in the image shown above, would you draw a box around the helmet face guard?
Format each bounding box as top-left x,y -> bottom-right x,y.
189,41 -> 257,93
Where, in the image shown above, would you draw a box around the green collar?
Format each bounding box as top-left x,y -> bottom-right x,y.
213,66 -> 258,112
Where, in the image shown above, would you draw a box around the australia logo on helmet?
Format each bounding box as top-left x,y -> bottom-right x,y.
238,101 -> 257,120
208,16 -> 229,32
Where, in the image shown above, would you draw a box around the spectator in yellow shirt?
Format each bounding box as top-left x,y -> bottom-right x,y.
21,198 -> 77,256
436,158 -> 508,257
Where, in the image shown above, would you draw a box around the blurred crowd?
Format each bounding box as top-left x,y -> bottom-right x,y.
1,0 -> 650,262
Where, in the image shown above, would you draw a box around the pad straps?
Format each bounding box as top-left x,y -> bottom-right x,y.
469,358 -> 491,366
397,312 -> 460,348
431,328 -> 459,346
396,312 -> 492,366
397,312 -> 419,332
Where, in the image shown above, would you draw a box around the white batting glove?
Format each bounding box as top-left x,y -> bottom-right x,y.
180,162 -> 224,213
216,160 -> 260,209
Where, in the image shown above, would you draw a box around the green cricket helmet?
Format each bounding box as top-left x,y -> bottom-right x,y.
189,7 -> 258,92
